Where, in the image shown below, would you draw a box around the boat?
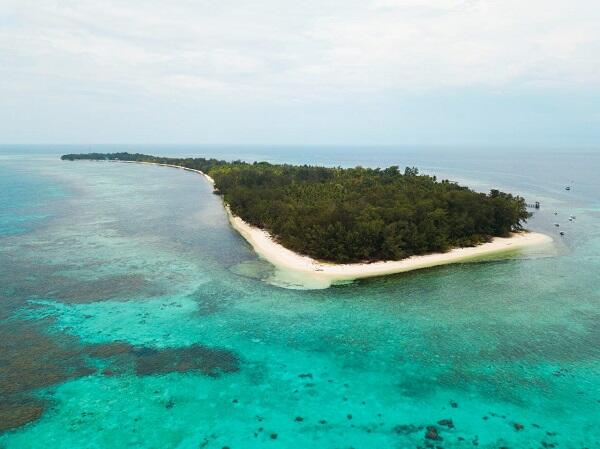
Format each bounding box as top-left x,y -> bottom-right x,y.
554,223 -> 560,227
565,186 -> 571,191
560,231 -> 565,236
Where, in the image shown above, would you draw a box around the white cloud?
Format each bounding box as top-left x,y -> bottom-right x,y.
2,0 -> 600,102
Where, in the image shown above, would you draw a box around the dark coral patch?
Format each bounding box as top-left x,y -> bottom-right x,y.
84,342 -> 240,378
393,424 -> 422,434
0,398 -> 45,432
437,418 -> 454,429
3,264 -> 164,305
133,344 -> 239,377
55,273 -> 164,303
86,341 -> 133,358
0,322 -> 94,396
425,426 -> 443,441
0,321 -> 96,432
0,317 -> 239,433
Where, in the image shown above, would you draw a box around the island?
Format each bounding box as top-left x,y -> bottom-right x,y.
61,152 -> 552,283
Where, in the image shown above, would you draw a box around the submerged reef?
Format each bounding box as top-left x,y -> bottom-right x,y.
0,321 -> 240,432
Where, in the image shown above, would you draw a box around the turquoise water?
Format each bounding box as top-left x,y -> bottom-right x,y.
1,146 -> 599,448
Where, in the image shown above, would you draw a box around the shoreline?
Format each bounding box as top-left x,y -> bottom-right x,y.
104,159 -> 553,284
118,160 -> 215,184
227,211 -> 553,282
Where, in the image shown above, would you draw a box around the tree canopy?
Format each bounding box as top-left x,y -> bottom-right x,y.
62,152 -> 530,263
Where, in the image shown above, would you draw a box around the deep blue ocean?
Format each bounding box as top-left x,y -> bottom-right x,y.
0,145 -> 598,448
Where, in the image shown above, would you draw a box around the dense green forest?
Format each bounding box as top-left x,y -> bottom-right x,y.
62,152 -> 530,263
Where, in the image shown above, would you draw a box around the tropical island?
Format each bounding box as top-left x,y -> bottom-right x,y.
61,152 -> 552,283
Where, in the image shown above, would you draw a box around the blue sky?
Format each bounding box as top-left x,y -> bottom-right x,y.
2,0 -> 599,146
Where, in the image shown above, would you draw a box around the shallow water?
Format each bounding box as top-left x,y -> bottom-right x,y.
1,146 -> 599,448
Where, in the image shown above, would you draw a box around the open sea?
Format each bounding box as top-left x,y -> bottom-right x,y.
1,145 -> 598,448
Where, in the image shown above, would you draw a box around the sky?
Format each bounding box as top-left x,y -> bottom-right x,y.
1,0 -> 600,146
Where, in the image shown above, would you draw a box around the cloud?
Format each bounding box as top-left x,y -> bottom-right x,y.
2,0 -> 599,105
306,0 -> 600,91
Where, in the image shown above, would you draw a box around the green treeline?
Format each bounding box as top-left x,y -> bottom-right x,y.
61,152 -> 530,263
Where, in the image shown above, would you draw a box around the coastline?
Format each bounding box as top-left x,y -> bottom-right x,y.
105,159 -> 554,284
227,211 -> 553,283
119,160 -> 215,184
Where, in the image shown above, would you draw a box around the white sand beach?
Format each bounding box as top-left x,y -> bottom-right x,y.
111,159 -> 554,285
227,211 -> 553,283
121,160 -> 215,184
